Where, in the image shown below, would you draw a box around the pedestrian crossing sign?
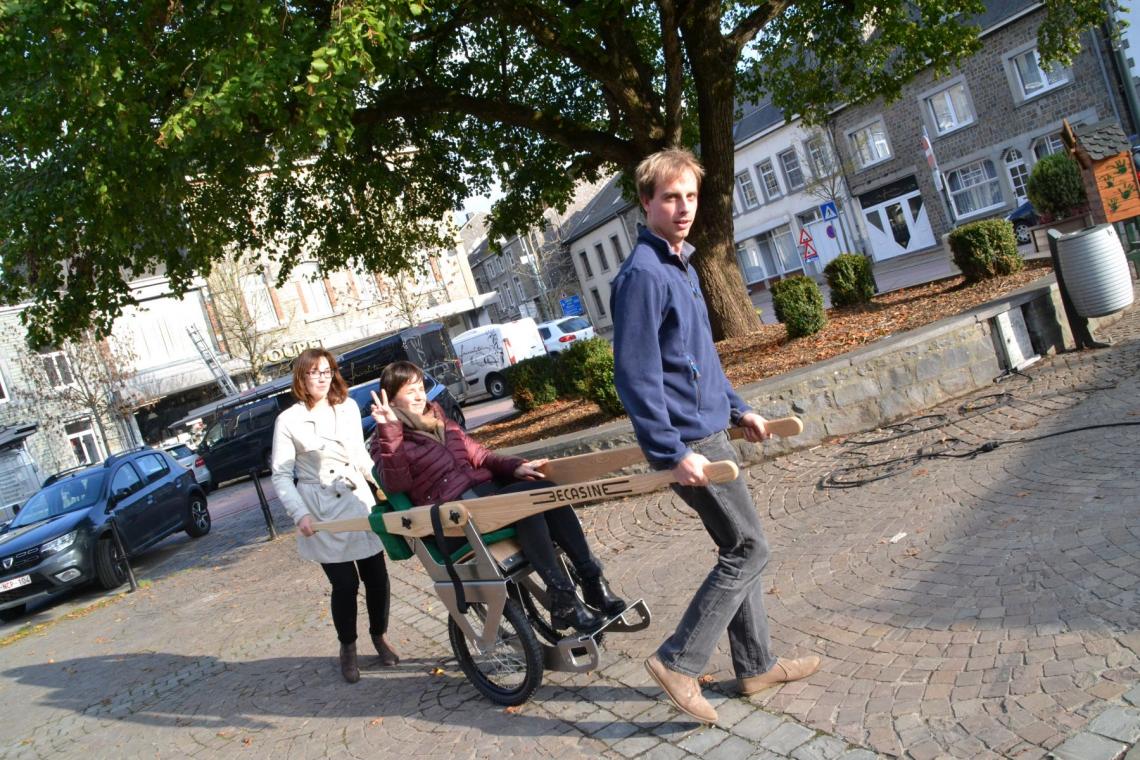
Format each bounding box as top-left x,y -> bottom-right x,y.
820,201 -> 839,221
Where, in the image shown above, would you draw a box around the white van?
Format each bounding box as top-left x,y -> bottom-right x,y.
453,318 -> 547,400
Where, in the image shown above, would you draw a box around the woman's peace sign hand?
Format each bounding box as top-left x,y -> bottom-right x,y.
370,389 -> 400,425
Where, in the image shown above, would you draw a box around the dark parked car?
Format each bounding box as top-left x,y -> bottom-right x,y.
348,373 -> 466,439
197,392 -> 292,486
1006,201 -> 1039,245
0,448 -> 210,621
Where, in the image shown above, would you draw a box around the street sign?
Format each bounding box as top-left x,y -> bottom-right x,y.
559,295 -> 584,316
819,201 -> 839,221
798,228 -> 819,262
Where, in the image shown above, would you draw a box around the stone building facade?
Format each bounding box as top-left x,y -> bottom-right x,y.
831,1 -> 1137,264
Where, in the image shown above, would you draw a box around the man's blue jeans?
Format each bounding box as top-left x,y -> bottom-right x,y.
656,430 -> 777,679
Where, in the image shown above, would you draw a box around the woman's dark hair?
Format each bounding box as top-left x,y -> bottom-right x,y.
379,360 -> 425,401
291,348 -> 348,408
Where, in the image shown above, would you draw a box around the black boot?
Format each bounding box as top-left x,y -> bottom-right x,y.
580,574 -> 627,618
550,588 -> 604,634
339,642 -> 360,683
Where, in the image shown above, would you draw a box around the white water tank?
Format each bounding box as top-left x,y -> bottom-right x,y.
1054,224 -> 1134,318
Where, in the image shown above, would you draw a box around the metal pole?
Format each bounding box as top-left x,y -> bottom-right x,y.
107,514 -> 138,592
250,468 -> 279,540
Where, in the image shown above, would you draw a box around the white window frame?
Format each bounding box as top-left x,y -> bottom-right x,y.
1009,47 -> 1069,101
778,149 -> 805,192
848,120 -> 892,169
1004,149 -> 1030,204
924,81 -> 975,135
294,262 -> 333,318
241,273 -> 279,331
735,171 -> 760,210
65,418 -> 100,466
806,135 -> 834,176
1032,133 -> 1066,161
353,271 -> 381,304
756,159 -> 782,201
41,351 -> 75,389
946,159 -> 1004,219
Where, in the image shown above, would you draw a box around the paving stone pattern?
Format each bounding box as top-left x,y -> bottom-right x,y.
1,309 -> 1138,759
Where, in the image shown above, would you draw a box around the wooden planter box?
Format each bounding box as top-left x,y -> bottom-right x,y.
1030,214 -> 1094,253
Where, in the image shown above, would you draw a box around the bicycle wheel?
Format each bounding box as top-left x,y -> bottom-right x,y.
448,597 -> 543,706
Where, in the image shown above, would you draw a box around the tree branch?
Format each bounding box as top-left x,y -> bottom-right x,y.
657,0 -> 685,146
728,0 -> 791,52
353,89 -> 641,166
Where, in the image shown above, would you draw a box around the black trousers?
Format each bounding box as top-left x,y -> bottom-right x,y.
439,479 -> 602,592
320,551 -> 391,645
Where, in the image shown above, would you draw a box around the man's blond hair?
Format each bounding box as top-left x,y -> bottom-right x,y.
635,148 -> 705,200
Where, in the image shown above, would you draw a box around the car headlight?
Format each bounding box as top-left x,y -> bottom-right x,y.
41,530 -> 77,556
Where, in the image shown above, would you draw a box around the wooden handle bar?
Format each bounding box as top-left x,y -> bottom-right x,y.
538,415 -> 803,484
373,459 -> 740,538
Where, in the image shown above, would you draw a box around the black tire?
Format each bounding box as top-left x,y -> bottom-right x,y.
1013,221 -> 1031,245
185,494 -> 211,537
448,597 -> 543,706
486,373 -> 508,399
0,603 -> 26,623
94,537 -> 127,590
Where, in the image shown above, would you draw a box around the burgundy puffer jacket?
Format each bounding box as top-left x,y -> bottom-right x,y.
369,402 -> 524,505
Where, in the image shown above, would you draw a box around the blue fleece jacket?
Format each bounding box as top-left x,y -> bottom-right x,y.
610,225 -> 751,468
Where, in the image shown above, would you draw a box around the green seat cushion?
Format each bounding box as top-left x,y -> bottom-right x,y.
369,469 -> 520,564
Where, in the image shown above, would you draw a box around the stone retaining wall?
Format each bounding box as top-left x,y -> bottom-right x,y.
502,275 -> 1132,466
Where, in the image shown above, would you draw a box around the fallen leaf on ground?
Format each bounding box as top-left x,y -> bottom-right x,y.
369,718 -> 383,726
503,705 -> 523,715
431,667 -> 445,676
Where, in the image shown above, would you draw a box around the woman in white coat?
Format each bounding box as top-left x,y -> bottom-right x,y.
271,348 -> 399,684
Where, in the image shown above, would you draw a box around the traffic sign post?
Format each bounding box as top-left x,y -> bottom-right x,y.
798,227 -> 819,263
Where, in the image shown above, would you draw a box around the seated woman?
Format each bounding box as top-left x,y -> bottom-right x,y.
369,361 -> 626,634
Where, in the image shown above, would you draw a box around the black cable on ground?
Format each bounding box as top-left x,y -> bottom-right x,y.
820,422 -> 1140,489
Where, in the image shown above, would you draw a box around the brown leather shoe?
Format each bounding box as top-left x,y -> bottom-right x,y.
644,655 -> 718,725
371,633 -> 399,667
739,656 -> 821,696
339,642 -> 360,683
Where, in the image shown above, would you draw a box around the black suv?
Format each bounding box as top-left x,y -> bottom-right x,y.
197,392 -> 292,486
0,448 -> 211,620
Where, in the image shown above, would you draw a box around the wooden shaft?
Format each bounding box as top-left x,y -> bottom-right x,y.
380,459 -> 740,538
309,516 -> 373,534
538,415 -> 803,484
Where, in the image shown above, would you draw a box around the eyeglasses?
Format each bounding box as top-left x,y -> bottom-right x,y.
307,369 -> 333,379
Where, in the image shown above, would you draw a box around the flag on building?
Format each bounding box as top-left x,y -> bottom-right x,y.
920,125 -> 942,192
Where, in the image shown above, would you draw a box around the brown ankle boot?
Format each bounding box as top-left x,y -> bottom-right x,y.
339,642 -> 360,683
371,633 -> 399,667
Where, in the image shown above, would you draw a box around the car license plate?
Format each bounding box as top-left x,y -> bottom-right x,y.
0,574 -> 31,593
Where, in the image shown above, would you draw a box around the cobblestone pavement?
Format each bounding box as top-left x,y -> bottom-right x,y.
1,309 -> 1138,759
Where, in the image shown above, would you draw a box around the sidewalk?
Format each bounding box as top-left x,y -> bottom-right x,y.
0,301 -> 1137,759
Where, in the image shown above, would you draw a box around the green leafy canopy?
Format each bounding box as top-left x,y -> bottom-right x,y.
0,0 -> 1112,345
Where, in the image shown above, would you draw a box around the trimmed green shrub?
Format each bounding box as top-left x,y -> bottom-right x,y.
824,253 -> 876,308
771,275 -> 826,338
580,348 -> 624,417
553,337 -> 611,397
947,219 -> 1024,283
1026,152 -> 1086,220
504,354 -> 558,412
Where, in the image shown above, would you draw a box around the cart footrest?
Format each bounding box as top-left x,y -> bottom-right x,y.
543,599 -> 652,673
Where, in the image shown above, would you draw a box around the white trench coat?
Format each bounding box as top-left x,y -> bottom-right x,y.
270,399 -> 383,564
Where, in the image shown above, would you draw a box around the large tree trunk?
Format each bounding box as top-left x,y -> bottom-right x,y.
680,13 -> 760,341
